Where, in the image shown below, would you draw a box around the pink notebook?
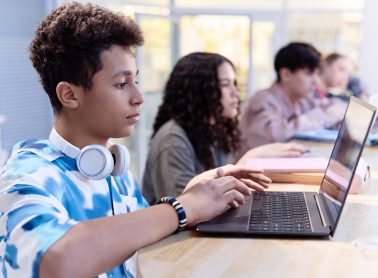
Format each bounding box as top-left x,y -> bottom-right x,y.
246,157 -> 328,173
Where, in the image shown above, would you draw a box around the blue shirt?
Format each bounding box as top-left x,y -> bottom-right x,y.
0,139 -> 148,278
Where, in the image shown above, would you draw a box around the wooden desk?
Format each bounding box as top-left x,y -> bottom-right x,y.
138,143 -> 378,277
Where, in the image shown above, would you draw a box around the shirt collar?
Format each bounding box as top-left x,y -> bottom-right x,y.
12,138 -> 65,162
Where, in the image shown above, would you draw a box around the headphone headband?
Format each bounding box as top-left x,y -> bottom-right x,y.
49,127 -> 130,179
49,128 -> 80,159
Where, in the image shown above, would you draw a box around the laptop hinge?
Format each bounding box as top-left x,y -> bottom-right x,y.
314,195 -> 328,227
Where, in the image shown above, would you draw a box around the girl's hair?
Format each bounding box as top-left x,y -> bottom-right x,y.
324,53 -> 346,65
153,52 -> 240,170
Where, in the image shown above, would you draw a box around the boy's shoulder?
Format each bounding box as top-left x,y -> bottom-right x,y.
9,138 -> 63,161
252,83 -> 283,100
1,138 -> 67,180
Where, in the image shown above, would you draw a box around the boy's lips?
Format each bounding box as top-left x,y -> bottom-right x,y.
127,113 -> 140,117
126,113 -> 140,123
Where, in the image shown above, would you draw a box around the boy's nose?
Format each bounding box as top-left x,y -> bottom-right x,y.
131,88 -> 144,105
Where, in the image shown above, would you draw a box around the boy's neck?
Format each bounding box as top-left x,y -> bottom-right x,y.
278,82 -> 301,105
54,118 -> 108,149
317,73 -> 328,92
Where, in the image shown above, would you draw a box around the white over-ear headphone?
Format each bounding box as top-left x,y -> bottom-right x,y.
49,128 -> 130,180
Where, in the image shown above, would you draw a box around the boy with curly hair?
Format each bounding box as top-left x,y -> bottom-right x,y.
0,3 -> 270,277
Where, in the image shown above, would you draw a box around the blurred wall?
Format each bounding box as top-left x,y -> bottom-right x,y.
0,0 -> 55,153
0,0 -> 46,37
361,0 -> 378,98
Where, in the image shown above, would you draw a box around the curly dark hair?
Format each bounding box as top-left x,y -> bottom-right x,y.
29,2 -> 144,113
153,52 -> 240,170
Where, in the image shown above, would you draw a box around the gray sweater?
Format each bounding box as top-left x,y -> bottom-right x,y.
142,120 -> 230,204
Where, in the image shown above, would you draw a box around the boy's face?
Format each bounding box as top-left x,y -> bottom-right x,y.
77,45 -> 144,140
282,67 -> 318,99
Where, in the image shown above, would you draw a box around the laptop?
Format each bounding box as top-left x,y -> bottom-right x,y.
197,97 -> 376,237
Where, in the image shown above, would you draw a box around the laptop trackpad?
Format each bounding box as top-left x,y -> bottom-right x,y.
196,195 -> 253,233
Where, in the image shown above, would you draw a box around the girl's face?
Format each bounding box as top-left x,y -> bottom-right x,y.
218,62 -> 240,119
324,57 -> 353,89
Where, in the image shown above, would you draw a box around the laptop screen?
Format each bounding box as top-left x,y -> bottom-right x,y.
319,97 -> 376,233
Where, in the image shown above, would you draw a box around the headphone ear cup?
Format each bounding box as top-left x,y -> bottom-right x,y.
76,145 -> 114,180
109,144 -> 130,176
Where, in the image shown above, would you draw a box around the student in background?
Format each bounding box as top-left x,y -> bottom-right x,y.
0,3 -> 271,277
142,52 -> 307,205
316,53 -> 369,104
236,42 -> 346,156
315,53 -> 354,99
316,53 -> 369,102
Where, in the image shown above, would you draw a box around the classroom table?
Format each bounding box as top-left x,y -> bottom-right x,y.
137,142 -> 378,278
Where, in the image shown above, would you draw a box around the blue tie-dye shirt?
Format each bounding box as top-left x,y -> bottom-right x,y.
0,139 -> 149,278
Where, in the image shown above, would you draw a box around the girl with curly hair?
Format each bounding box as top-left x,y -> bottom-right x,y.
142,52 -> 307,204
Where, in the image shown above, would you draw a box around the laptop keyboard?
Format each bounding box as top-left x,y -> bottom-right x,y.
249,192 -> 312,233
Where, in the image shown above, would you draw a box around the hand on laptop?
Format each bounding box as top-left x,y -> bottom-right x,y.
178,165 -> 271,226
215,165 -> 271,190
185,164 -> 271,191
237,142 -> 309,165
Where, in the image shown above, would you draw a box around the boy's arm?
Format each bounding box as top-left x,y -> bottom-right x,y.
40,203 -> 180,278
240,94 -> 345,146
40,172 -> 270,277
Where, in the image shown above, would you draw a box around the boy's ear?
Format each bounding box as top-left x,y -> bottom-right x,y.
56,81 -> 80,109
280,68 -> 292,83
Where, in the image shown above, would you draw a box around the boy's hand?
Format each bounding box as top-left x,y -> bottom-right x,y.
179,165 -> 271,226
185,164 -> 271,191
214,165 -> 271,191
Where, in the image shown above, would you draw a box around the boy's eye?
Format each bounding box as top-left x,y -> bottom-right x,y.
115,80 -> 139,88
116,82 -> 127,89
